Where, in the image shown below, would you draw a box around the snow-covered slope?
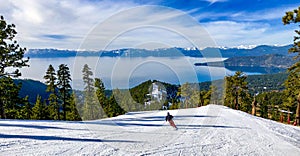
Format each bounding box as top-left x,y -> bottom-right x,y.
0,105 -> 299,155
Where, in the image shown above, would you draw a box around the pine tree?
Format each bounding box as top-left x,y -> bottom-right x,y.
178,82 -> 194,108
283,72 -> 299,122
210,85 -> 219,105
95,78 -> 107,117
190,90 -> 200,108
44,64 -> 60,120
66,93 -> 81,121
282,7 -> 300,125
108,95 -> 125,117
57,64 -> 72,120
0,77 -> 22,119
82,64 -> 100,120
32,95 -> 48,120
260,93 -> 269,119
21,96 -> 32,119
0,15 -> 29,118
224,71 -> 250,110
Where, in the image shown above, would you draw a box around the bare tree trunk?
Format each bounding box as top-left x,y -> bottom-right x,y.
235,94 -> 239,110
0,100 -> 4,119
287,108 -> 290,124
252,96 -> 257,116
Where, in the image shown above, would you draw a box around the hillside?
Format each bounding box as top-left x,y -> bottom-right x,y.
14,79 -> 49,104
16,72 -> 288,105
0,105 -> 299,155
195,54 -> 296,74
25,45 -> 292,58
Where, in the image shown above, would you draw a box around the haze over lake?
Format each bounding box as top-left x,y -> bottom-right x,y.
18,56 -> 260,90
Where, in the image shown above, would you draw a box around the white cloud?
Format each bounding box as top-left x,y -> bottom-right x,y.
0,0 -> 140,49
203,0 -> 227,4
228,6 -> 299,22
202,20 -> 294,47
0,0 -> 296,50
78,5 -> 217,50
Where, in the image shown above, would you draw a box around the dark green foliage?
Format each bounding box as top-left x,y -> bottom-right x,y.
48,93 -> 60,120
31,95 -> 48,120
44,65 -> 57,93
0,15 -> 29,78
114,89 -> 139,112
0,15 -> 29,119
95,78 -> 107,118
0,76 -> 22,119
247,73 -> 287,94
20,96 -> 32,119
66,93 -> 81,121
224,71 -> 251,110
283,6 -> 300,125
282,6 -> 300,55
44,64 -> 60,120
107,95 -> 126,117
130,80 -> 153,104
57,64 -> 72,120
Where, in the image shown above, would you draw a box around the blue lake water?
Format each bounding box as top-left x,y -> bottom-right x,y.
18,57 -> 261,90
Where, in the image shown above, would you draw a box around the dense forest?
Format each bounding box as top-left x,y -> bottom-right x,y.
8,71 -> 291,123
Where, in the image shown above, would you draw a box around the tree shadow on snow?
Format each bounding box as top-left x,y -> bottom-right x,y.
0,133 -> 140,143
0,123 -> 70,130
86,115 -> 218,127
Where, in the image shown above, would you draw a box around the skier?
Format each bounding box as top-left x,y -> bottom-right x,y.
165,112 -> 178,130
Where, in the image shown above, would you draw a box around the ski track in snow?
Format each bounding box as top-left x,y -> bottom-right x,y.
0,104 -> 300,156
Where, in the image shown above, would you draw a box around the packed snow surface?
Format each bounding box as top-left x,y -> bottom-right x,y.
0,104 -> 300,155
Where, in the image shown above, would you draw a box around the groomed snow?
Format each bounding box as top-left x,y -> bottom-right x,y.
0,104 -> 299,155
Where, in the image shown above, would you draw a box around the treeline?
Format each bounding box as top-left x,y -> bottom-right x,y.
0,63 -> 128,120
223,71 -> 298,125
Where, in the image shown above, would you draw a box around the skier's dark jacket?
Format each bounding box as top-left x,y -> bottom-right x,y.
165,112 -> 173,121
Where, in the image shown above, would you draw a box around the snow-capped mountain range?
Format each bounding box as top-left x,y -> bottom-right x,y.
25,44 -> 292,58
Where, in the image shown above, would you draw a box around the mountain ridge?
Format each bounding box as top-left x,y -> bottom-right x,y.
25,44 -> 293,58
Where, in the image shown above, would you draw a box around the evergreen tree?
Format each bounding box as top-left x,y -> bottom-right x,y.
57,64 -> 72,120
283,7 -> 300,125
190,90 -> 200,108
32,95 -> 47,120
224,75 -> 235,108
95,78 -> 107,117
260,93 -> 269,119
82,64 -> 100,120
283,72 -> 299,122
0,15 -> 29,118
0,77 -> 22,119
44,64 -> 60,120
178,82 -> 195,108
82,64 -> 94,93
224,71 -> 250,110
210,85 -> 219,104
66,93 -> 81,121
108,95 -> 126,117
199,91 -> 207,107
21,96 -> 32,119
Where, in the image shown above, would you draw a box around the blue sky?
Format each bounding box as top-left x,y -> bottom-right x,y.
0,0 -> 299,50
